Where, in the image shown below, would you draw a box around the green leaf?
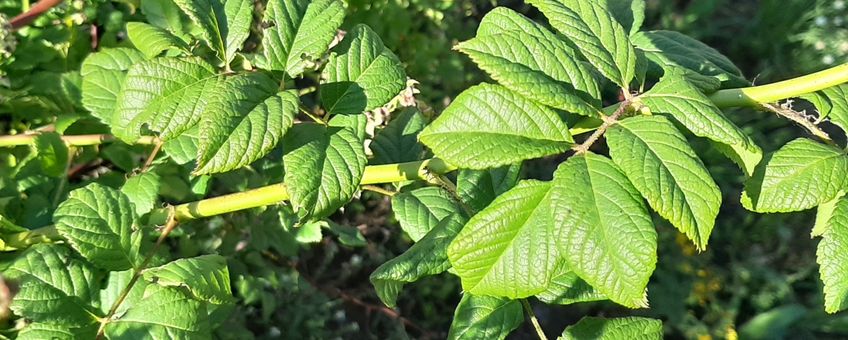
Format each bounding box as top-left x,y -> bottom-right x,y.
122,172 -> 161,216
141,0 -> 189,39
527,0 -> 637,88
818,197 -> 848,313
447,294 -> 523,340
257,0 -> 345,77
195,73 -> 298,174
33,132 -> 69,177
459,8 -> 600,116
103,284 -> 211,339
112,57 -> 218,143
419,83 -> 572,169
640,73 -> 762,175
742,138 -> 848,213
814,192 -> 846,237
7,244 -> 100,326
607,115 -> 721,250
536,263 -> 606,305
17,323 -> 96,340
143,254 -> 233,304
320,24 -> 406,115
817,85 -> 848,135
172,0 -> 252,64
222,0 -> 253,64
53,183 -> 139,271
551,153 -> 656,308
126,22 -> 188,58
599,0 -> 645,36
632,30 -> 747,87
80,48 -> 146,122
448,180 -> 559,298
560,316 -> 663,340
371,213 -> 466,307
391,186 -> 463,242
456,163 -> 522,213
163,126 -> 200,165
283,124 -> 367,220
370,107 -> 427,164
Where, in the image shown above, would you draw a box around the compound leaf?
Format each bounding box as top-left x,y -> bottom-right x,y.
447,294 -> 523,340
817,197 -> 848,313
391,186 -> 463,242
321,24 -> 406,115
551,153 -> 656,308
143,254 -> 233,304
112,57 -> 218,143
560,316 -> 663,340
743,138 -> 848,213
419,83 -> 572,169
258,0 -> 345,77
640,73 -> 762,175
53,183 -> 139,271
283,124 -> 367,220
527,0 -> 637,88
448,180 -> 559,298
371,214 -> 466,307
607,115 -> 721,250
195,73 -> 298,174
80,48 -> 146,122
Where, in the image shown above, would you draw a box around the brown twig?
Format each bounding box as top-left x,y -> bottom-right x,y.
140,139 -> 164,172
571,100 -> 633,154
10,0 -> 64,30
760,102 -> 836,146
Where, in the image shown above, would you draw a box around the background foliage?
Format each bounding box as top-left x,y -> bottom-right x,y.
1,0 -> 847,339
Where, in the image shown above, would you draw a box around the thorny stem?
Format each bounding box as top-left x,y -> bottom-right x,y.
522,299 -> 548,340
760,102 -> 836,145
96,210 -> 180,339
572,100 -> 632,154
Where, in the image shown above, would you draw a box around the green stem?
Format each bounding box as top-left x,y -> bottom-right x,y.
147,158 -> 457,225
709,63 -> 848,108
5,63 -> 848,247
521,299 -> 548,340
0,134 -> 158,147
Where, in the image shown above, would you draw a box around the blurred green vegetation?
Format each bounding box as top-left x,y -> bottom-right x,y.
2,0 -> 848,339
